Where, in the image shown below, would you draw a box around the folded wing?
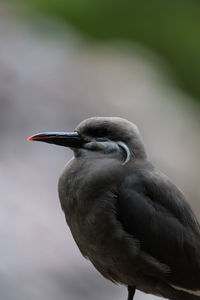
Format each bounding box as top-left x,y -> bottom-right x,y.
117,166 -> 200,292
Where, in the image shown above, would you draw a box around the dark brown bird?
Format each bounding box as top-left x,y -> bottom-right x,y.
28,117 -> 200,300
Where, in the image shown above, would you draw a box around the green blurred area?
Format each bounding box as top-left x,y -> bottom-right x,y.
13,0 -> 200,102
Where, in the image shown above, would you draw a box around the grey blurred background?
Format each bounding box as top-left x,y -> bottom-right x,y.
1,2 -> 200,300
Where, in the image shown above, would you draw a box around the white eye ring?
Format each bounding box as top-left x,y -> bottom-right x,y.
117,141 -> 131,165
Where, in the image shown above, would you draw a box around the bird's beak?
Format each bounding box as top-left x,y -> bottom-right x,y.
27,132 -> 84,148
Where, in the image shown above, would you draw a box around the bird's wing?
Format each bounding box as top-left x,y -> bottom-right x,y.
117,166 -> 200,292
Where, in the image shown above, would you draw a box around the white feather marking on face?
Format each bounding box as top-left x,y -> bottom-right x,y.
117,141 -> 131,165
83,140 -> 132,165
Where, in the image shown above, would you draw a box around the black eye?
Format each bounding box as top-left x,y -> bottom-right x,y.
95,128 -> 107,137
85,127 -> 108,137
83,125 -> 109,139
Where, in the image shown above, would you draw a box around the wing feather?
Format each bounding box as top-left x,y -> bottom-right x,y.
117,166 -> 200,291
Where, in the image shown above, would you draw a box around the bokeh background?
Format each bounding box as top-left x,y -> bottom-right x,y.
1,1 -> 200,299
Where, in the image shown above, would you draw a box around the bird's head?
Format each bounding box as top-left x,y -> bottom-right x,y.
28,117 -> 147,164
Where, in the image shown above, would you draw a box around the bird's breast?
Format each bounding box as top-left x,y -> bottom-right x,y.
58,157 -> 140,282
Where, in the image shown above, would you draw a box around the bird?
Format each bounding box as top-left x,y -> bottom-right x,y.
28,117 -> 200,300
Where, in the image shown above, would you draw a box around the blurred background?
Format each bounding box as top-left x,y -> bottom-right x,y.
1,1 -> 200,299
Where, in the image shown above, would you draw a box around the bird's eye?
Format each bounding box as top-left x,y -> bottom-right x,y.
85,127 -> 108,138
95,127 -> 108,137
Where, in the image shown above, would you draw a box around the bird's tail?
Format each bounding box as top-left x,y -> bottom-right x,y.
158,282 -> 200,300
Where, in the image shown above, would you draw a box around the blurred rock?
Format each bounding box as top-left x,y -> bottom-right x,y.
0,17 -> 199,300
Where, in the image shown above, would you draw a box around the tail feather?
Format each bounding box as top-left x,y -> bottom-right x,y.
157,282 -> 200,300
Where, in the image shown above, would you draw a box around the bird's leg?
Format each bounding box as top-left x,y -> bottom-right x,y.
127,286 -> 136,300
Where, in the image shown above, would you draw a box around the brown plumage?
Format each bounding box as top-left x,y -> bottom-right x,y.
28,117 -> 200,300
